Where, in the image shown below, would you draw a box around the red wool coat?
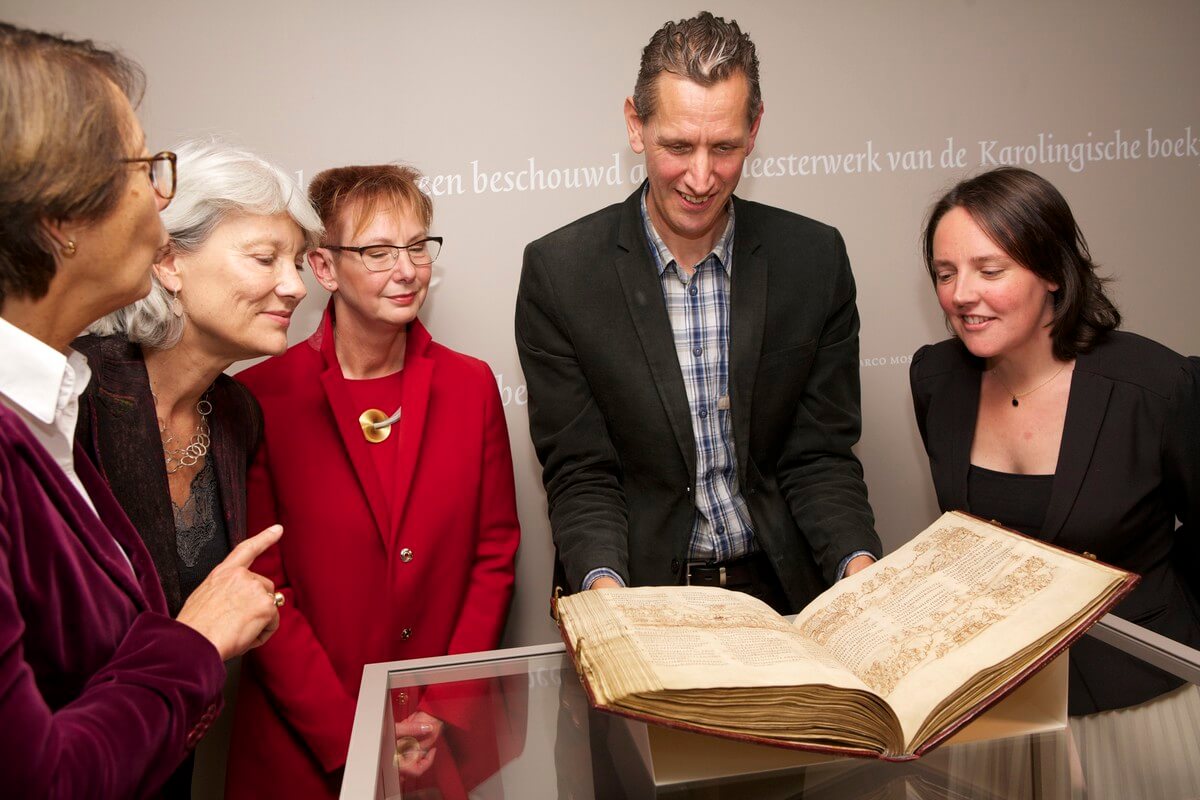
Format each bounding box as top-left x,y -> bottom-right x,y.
224,310 -> 520,799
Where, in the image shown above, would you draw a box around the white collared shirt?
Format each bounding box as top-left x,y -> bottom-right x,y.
0,315 -> 97,512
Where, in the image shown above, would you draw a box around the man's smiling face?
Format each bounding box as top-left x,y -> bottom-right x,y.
626,72 -> 761,263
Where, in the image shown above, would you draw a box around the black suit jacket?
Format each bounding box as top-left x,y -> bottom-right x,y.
73,334 -> 263,617
516,186 -> 880,612
911,332 -> 1200,714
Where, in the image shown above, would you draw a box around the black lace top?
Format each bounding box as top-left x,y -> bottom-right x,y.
172,458 -> 231,600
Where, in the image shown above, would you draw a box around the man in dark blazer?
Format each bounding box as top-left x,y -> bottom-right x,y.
516,12 -> 880,613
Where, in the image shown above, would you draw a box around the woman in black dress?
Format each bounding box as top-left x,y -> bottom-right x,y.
910,166 -> 1200,797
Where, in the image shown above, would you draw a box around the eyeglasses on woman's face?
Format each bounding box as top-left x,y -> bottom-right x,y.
324,237 -> 443,272
120,151 -> 177,206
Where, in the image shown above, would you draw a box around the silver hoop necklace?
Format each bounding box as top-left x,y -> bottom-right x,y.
157,392 -> 212,473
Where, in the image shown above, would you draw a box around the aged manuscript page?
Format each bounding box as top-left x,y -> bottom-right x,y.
791,512 -> 1127,747
565,587 -> 870,705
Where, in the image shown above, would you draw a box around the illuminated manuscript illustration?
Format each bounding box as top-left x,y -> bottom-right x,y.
797,525 -> 1055,695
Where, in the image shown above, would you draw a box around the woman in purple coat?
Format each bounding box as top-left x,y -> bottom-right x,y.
0,24 -> 283,799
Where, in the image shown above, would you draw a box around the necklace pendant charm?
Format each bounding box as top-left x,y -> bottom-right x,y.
1012,397 -> 1019,407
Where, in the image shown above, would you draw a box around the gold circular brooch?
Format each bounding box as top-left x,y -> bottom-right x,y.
359,408 -> 394,443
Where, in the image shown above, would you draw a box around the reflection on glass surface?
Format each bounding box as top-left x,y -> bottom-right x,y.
343,613 -> 1200,798
368,650 -> 1081,799
384,671 -> 528,799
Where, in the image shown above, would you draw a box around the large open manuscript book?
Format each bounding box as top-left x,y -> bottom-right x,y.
556,512 -> 1137,760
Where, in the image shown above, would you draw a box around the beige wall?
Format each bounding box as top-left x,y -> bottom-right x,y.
8,0 -> 1199,655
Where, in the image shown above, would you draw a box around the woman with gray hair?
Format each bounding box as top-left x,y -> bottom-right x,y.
72,138 -> 321,798
73,137 -> 321,796
78,138 -> 320,610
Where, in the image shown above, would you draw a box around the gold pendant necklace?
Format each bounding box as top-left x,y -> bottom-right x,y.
359,406 -> 402,443
990,363 -> 1067,408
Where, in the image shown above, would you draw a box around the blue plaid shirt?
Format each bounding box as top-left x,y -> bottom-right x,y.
639,191 -> 757,563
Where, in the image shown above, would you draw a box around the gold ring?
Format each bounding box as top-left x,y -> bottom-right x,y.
272,592 -> 285,608
395,736 -> 421,764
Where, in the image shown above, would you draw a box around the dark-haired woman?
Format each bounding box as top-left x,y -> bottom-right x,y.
910,166 -> 1199,797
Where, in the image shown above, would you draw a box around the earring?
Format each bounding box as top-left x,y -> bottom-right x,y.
63,239 -> 77,257
170,289 -> 183,318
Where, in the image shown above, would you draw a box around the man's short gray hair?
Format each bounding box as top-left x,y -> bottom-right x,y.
632,11 -> 761,127
90,139 -> 323,350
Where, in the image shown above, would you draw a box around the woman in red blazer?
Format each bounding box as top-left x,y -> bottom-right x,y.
225,165 -> 520,799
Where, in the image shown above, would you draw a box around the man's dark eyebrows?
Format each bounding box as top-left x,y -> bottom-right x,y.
654,134 -> 690,146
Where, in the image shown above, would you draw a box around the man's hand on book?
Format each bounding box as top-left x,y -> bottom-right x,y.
843,554 -> 876,577
589,576 -> 623,590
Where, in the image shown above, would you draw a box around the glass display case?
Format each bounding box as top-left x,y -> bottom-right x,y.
341,615 -> 1200,799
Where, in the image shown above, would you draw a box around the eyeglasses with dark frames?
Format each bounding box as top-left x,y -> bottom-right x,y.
121,151 -> 177,204
325,237 -> 443,271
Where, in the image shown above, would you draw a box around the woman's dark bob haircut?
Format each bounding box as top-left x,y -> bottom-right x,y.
922,166 -> 1120,361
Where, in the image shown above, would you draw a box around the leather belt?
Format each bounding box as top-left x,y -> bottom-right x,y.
684,552 -> 768,588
